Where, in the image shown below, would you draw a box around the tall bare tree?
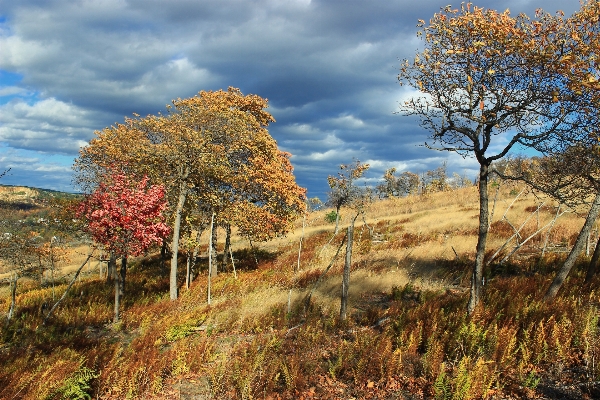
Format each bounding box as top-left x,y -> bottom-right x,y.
398,4 -> 587,314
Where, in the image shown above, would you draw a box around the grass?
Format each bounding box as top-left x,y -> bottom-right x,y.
1,184 -> 600,399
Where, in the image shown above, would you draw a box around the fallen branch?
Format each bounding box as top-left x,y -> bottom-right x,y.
303,232 -> 347,314
42,251 -> 94,326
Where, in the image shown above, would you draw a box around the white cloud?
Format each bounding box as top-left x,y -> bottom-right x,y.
0,86 -> 28,97
0,98 -> 100,154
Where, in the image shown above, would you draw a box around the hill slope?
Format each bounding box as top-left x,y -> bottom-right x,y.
1,185 -> 599,399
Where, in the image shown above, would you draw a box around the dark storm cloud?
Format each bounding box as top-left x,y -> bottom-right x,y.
0,0 -> 583,194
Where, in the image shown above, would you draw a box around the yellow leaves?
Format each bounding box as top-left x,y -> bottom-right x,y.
559,54 -> 573,63
487,69 -> 495,75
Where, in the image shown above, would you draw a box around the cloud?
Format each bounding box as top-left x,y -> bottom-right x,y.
0,98 -> 103,154
0,0 -> 585,195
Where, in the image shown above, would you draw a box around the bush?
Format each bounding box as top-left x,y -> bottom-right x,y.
325,211 -> 338,223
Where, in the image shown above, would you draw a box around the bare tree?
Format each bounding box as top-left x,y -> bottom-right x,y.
398,4 -> 584,314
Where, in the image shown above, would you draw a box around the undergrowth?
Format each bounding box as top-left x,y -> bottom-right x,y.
1,188 -> 600,399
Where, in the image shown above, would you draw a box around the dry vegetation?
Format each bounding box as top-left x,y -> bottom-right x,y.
2,183 -> 600,399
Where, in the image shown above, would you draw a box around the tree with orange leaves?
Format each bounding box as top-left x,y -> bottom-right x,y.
75,88 -> 306,301
398,3 -> 591,314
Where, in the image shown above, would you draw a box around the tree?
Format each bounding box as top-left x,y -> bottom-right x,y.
326,160 -> 371,321
398,4 -> 585,315
75,87 -> 305,300
491,0 -> 600,300
501,147 -> 600,300
376,168 -> 420,198
76,170 -> 170,322
327,160 -> 370,234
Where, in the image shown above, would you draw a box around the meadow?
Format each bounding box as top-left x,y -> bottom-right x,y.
1,182 -> 600,399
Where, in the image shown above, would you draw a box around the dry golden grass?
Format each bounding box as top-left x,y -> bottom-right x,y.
2,182 -> 598,400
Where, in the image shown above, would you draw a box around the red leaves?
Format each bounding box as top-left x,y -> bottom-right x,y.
76,171 -> 171,257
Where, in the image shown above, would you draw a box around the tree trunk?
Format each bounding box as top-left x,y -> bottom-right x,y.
6,273 -> 18,324
585,235 -> 600,284
114,263 -> 121,323
106,252 -> 116,284
211,221 -> 218,277
297,214 -> 306,272
249,237 -> 259,266
340,222 -> 354,321
467,163 -> 490,316
161,239 -> 168,272
119,256 -> 127,297
185,253 -> 191,290
208,212 -> 215,305
170,185 -> 188,300
224,223 -> 231,271
334,206 -> 341,235
545,191 -> 600,301
190,230 -> 201,283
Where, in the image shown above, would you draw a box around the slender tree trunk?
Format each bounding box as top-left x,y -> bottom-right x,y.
585,235 -> 600,284
6,273 -> 18,324
119,256 -> 127,297
211,221 -> 218,277
334,206 -> 341,235
545,192 -> 600,301
229,246 -> 237,279
208,212 -> 215,305
114,265 -> 121,323
224,223 -> 231,271
170,185 -> 188,300
340,222 -> 354,321
297,214 -> 306,272
190,229 -> 201,283
185,253 -> 191,290
467,163 -> 490,316
106,252 -> 116,284
161,239 -> 168,272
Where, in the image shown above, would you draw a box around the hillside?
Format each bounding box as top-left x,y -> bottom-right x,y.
0,184 -> 78,204
1,184 -> 600,399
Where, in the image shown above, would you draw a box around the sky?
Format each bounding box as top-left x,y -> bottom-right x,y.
0,0 -> 583,199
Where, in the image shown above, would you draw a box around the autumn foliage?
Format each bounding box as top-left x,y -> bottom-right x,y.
76,171 -> 170,257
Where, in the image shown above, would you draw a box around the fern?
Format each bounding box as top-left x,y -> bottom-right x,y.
452,357 -> 472,400
54,366 -> 99,400
433,363 -> 451,400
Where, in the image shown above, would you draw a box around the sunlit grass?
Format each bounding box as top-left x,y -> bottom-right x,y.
1,183 -> 598,399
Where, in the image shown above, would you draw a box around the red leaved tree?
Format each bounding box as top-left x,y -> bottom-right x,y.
77,171 -> 170,322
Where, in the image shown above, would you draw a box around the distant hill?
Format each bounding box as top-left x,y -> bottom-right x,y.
0,184 -> 79,207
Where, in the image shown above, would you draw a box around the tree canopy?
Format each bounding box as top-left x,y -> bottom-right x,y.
74,87 -> 306,300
